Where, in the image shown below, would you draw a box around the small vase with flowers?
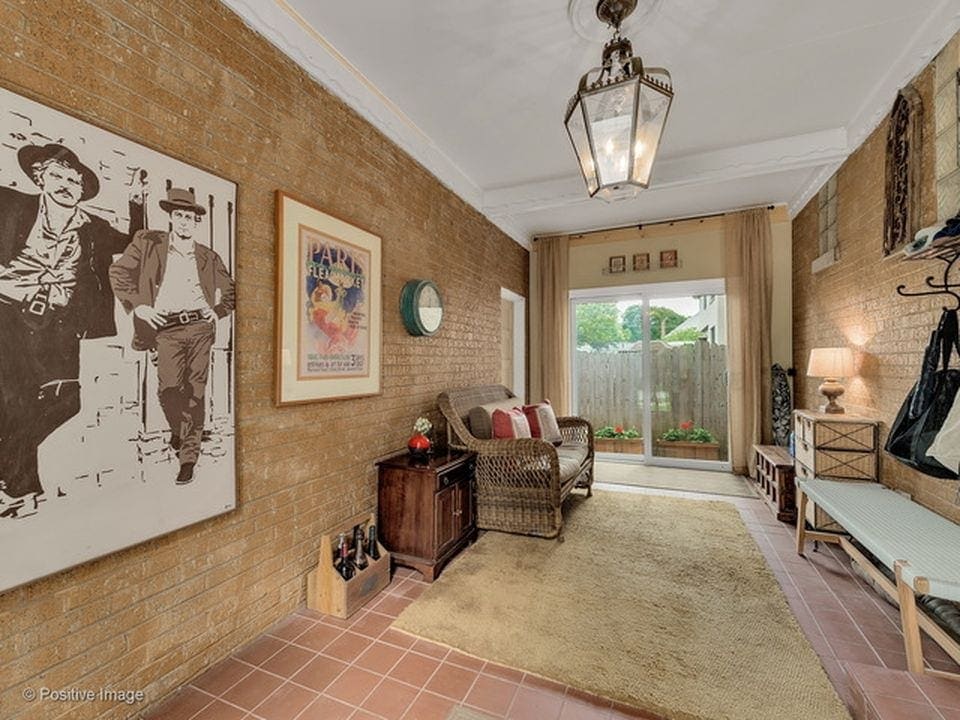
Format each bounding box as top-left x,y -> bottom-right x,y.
408,416 -> 433,462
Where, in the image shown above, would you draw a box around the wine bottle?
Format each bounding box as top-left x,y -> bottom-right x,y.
368,525 -> 381,560
353,525 -> 368,570
334,532 -> 347,571
339,538 -> 355,580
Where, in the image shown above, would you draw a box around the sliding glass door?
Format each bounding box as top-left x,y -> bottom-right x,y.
645,282 -> 729,467
571,296 -> 645,458
570,280 -> 729,470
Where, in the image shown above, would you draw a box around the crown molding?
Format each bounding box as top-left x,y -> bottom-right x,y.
220,0 -> 530,248
845,0 -> 960,154
488,215 -> 532,249
483,128 -> 849,218
786,0 -> 960,219
787,163 -> 842,217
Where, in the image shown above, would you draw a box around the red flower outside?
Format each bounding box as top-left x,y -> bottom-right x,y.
679,420 -> 694,431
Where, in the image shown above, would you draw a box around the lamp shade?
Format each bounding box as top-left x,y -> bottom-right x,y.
806,347 -> 855,378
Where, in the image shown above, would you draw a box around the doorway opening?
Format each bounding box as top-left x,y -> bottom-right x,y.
500,288 -> 526,401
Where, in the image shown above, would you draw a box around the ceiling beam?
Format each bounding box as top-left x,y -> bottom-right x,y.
482,128 -> 849,219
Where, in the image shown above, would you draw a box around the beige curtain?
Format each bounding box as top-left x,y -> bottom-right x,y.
725,209 -> 773,475
533,235 -> 571,414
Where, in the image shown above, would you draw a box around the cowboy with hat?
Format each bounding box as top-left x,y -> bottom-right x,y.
0,142 -> 144,517
158,187 -> 207,217
110,187 -> 234,486
18,142 -> 101,202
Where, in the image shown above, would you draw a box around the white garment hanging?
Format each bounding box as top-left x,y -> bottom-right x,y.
929,389 -> 960,473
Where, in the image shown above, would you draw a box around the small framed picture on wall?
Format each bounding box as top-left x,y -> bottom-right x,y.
633,253 -> 650,271
608,255 -> 626,273
660,249 -> 678,269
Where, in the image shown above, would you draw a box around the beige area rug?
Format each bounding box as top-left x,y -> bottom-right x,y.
595,460 -> 758,498
394,491 -> 849,720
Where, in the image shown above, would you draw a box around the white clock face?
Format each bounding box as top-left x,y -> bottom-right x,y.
418,285 -> 443,333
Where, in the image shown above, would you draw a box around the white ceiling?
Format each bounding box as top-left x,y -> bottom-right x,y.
222,0 -> 960,246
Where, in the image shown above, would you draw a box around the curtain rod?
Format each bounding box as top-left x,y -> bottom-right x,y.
537,203 -> 778,241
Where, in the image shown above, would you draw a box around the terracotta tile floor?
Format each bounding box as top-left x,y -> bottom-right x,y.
146,484 -> 960,720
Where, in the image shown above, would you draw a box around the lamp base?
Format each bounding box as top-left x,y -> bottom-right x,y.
818,378 -> 846,414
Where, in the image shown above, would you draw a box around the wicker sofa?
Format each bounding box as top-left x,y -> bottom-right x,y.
437,384 -> 594,540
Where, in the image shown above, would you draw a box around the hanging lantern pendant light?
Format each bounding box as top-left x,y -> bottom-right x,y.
565,0 -> 674,201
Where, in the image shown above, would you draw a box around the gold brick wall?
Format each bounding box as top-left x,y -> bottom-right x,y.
793,59 -> 960,523
0,2 -> 527,719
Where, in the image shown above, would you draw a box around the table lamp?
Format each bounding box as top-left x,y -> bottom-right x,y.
806,347 -> 855,414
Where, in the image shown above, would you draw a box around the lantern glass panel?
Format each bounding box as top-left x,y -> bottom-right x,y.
566,99 -> 599,194
584,80 -> 637,188
632,81 -> 671,187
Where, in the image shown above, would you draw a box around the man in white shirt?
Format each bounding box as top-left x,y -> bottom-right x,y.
109,188 -> 234,485
0,143 -> 144,517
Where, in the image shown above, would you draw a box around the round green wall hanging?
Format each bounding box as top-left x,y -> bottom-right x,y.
400,280 -> 444,336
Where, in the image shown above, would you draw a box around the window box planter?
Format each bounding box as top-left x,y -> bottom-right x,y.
594,438 -> 644,454
654,440 -> 721,461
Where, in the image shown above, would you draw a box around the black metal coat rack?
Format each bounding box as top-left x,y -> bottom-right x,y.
897,244 -> 960,310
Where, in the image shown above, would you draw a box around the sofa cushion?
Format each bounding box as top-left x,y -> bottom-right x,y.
492,407 -> 532,439
556,441 -> 589,482
469,399 -> 523,439
523,400 -> 563,445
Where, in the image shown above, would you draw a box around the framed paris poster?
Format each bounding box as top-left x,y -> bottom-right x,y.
275,191 -> 382,406
0,85 -> 237,593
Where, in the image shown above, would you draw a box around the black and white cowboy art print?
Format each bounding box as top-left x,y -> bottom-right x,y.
0,87 -> 237,592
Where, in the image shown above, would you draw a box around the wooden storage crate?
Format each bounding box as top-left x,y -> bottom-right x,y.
753,444 -> 796,523
307,511 -> 390,619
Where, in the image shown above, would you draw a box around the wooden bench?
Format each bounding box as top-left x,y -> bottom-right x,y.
796,478 -> 960,681
753,444 -> 796,523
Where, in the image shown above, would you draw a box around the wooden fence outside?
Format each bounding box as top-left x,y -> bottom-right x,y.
574,342 -> 728,457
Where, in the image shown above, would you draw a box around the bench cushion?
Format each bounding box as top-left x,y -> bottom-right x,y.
556,441 -> 589,482
799,478 -> 960,601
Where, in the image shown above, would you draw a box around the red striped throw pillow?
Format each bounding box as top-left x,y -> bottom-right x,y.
523,400 -> 563,446
491,407 -> 532,439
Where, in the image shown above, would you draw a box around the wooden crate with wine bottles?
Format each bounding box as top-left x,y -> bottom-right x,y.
307,511 -> 391,618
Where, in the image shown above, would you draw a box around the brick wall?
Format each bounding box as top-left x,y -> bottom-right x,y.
935,33 -> 960,219
0,2 -> 527,718
792,57 -> 960,523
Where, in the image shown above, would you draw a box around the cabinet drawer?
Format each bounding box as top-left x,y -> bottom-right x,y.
814,421 -> 875,451
813,449 -> 876,480
795,461 -> 814,480
794,414 -> 814,444
795,435 -> 815,470
436,460 -> 474,491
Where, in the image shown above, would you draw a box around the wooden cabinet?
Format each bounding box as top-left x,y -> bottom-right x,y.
377,451 -> 477,582
793,410 -> 879,531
